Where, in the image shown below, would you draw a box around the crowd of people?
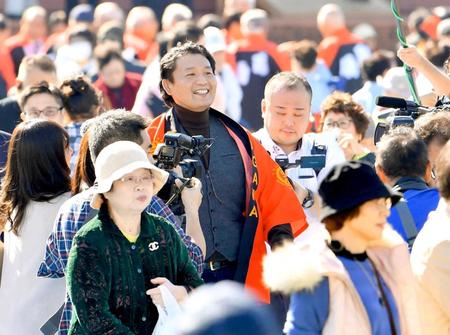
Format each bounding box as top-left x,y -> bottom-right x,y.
0,1 -> 449,334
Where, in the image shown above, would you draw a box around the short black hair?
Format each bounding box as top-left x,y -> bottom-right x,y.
425,43 -> 450,68
19,81 -> 64,111
376,127 -> 429,181
293,40 -> 318,70
361,50 -> 394,82
224,12 -> 242,30
264,72 -> 313,103
88,109 -> 149,161
160,41 -> 216,107
68,25 -> 95,46
198,13 -> 223,30
94,44 -> 124,70
169,21 -> 203,50
97,21 -> 124,49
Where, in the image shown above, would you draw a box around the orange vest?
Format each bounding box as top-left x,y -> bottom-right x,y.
148,109 -> 308,303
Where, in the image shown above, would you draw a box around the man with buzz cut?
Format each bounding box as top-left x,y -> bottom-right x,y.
253,72 -> 345,234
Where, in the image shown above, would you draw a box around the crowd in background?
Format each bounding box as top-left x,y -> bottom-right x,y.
0,1 -> 449,335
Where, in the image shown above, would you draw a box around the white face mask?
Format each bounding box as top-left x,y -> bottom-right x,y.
69,41 -> 92,63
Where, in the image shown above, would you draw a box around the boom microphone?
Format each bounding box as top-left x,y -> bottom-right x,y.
375,96 -> 432,117
375,96 -> 418,109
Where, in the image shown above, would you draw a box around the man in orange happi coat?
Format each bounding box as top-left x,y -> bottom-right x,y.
147,42 -> 308,305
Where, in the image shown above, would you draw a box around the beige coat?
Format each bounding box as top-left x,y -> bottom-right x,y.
411,199 -> 450,335
264,227 -> 423,335
0,193 -> 71,335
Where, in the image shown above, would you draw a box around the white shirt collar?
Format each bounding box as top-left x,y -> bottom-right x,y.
254,127 -> 302,159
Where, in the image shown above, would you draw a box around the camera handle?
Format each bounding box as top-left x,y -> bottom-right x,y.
166,177 -> 192,206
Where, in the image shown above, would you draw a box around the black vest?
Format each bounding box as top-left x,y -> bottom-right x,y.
175,114 -> 246,261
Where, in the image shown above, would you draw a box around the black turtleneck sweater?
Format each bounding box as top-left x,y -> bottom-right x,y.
173,103 -> 210,168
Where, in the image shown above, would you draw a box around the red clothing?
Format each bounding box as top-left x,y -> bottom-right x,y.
5,33 -> 46,75
226,34 -> 291,130
317,27 -> 364,69
227,34 -> 290,72
44,31 -> 67,54
318,27 -> 370,93
95,72 -> 142,111
0,49 -> 16,91
124,33 -> 158,64
148,108 -> 308,303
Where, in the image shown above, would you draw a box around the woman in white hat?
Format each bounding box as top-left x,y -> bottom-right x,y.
66,140 -> 203,334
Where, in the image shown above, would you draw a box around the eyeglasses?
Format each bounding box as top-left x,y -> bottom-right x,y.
119,173 -> 153,186
24,106 -> 63,119
371,197 -> 392,210
324,119 -> 353,129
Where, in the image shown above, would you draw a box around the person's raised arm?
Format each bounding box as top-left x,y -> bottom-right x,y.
397,46 -> 450,97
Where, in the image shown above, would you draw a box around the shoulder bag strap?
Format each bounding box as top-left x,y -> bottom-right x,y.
368,258 -> 398,335
395,199 -> 418,248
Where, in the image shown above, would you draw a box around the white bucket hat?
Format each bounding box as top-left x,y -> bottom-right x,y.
91,141 -> 169,209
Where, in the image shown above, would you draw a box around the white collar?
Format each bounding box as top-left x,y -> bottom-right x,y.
255,127 -> 301,158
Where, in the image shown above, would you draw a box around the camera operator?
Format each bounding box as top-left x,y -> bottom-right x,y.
148,42 -> 307,304
253,72 -> 345,228
375,127 -> 440,247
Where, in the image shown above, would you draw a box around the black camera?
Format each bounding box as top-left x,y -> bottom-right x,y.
154,133 -> 213,170
153,133 -> 213,213
275,154 -> 326,179
374,96 -> 436,144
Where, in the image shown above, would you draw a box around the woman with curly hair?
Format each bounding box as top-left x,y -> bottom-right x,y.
320,91 -> 374,163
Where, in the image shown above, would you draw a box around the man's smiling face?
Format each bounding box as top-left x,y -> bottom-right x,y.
162,53 -> 217,112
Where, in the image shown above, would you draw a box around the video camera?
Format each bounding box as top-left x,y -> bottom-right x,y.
153,133 -> 213,213
374,96 -> 441,143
